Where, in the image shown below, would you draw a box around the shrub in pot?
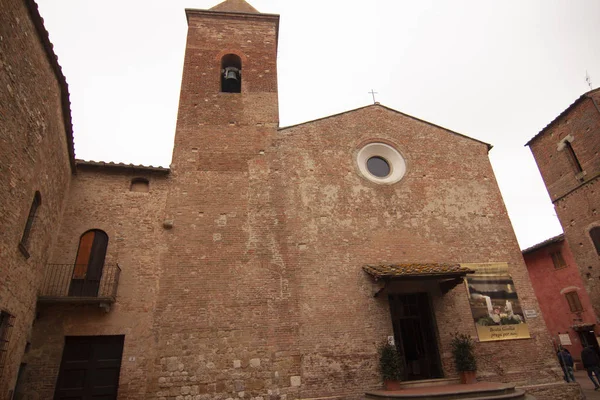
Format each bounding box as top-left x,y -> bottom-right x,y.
379,340 -> 403,390
451,332 -> 477,384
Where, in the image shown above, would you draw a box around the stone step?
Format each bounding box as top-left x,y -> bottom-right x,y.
365,383 -> 529,400
398,378 -> 461,389
464,389 -> 530,400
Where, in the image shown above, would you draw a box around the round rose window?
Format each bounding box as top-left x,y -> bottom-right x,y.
357,143 -> 406,184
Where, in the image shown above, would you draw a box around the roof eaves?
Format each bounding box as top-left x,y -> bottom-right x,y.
521,233 -> 565,254
76,160 -> 170,174
25,0 -> 76,173
525,88 -> 600,147
362,263 -> 474,281
279,103 -> 493,151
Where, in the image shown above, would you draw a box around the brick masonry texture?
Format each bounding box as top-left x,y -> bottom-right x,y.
528,89 -> 600,317
0,0 -> 72,395
3,1 -> 584,399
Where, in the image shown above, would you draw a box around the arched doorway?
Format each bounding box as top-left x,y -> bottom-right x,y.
69,230 -> 108,297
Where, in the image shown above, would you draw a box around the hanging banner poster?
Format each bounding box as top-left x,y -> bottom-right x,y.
461,263 -> 530,342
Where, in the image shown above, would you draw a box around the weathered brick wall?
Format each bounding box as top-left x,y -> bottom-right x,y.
7,2 -> 582,399
529,92 -> 600,202
149,9 -> 297,400
523,238 -> 598,364
19,167 -> 170,399
555,182 -> 600,317
528,89 -> 600,317
0,0 -> 72,395
274,105 -> 565,398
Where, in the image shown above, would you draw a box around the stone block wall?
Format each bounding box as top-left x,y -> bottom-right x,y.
0,0 -> 72,396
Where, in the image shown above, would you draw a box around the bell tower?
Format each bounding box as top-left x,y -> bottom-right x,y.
154,4 -> 297,397
171,0 -> 280,173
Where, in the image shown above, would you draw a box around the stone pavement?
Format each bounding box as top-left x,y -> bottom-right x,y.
574,370 -> 600,399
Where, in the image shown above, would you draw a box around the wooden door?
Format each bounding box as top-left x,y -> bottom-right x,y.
389,292 -> 442,381
70,230 -> 108,297
54,336 -> 124,400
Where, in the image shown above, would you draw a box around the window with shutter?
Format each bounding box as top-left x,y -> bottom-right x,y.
550,251 -> 566,269
565,291 -> 583,312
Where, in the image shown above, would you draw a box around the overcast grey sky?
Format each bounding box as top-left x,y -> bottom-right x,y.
36,0 -> 600,249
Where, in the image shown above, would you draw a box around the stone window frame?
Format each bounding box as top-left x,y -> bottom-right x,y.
18,191 -> 41,259
356,141 -> 407,185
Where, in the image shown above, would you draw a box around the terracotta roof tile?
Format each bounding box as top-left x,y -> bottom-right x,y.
521,234 -> 564,254
363,263 -> 474,280
76,159 -> 170,173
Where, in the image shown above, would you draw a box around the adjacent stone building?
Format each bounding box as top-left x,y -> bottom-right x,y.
0,0 -> 74,397
523,234 -> 599,368
1,0 -> 584,399
526,88 -> 600,318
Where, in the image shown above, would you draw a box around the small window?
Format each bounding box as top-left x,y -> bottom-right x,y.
130,178 -> 149,193
590,227 -> 600,256
565,291 -> 583,312
564,141 -> 583,174
19,191 -> 41,258
0,311 -> 15,377
550,251 -> 566,269
367,156 -> 391,177
221,54 -> 242,93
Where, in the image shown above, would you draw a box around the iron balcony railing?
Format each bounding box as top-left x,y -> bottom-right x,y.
38,264 -> 121,304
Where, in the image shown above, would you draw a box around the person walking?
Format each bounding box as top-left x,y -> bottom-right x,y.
557,347 -> 576,382
581,345 -> 600,390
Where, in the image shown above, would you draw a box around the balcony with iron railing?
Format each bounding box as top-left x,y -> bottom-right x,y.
38,264 -> 121,305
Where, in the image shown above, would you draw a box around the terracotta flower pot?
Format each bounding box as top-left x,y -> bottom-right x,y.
459,370 -> 477,384
384,380 -> 402,391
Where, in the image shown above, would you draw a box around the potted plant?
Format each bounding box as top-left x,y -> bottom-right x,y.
451,332 -> 477,384
378,339 -> 403,390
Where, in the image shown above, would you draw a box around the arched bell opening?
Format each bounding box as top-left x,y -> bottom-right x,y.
221,54 -> 242,93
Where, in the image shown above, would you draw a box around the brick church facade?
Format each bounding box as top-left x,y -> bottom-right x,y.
0,0 -> 584,398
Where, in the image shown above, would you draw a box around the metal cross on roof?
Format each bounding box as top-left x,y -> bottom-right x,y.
368,89 -> 378,104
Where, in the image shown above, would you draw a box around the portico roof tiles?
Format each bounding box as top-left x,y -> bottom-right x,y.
363,263 -> 474,280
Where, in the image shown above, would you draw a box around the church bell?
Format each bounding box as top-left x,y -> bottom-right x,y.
223,66 -> 240,82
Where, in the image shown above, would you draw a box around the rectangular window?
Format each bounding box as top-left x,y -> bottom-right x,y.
0,311 -> 16,377
565,291 -> 583,313
550,251 -> 567,269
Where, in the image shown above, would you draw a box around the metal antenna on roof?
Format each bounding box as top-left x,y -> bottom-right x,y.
585,71 -> 593,90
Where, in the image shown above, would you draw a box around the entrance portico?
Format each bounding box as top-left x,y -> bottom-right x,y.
364,263 -> 474,381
